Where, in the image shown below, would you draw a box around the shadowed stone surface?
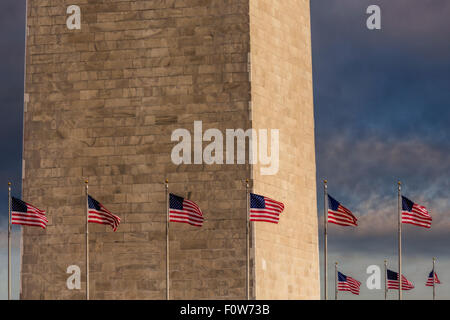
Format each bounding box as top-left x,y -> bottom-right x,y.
21,0 -> 318,299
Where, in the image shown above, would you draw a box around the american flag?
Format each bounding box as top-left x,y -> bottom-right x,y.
88,195 -> 121,231
402,196 -> 432,228
327,195 -> 357,227
426,270 -> 441,287
11,197 -> 48,229
387,269 -> 414,290
249,193 -> 285,224
338,271 -> 361,295
169,194 -> 204,227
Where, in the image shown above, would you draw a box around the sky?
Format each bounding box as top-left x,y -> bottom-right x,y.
0,0 -> 449,300
311,0 -> 450,299
0,0 -> 26,300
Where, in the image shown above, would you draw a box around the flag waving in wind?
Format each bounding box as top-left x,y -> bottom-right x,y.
88,195 -> 121,231
338,271 -> 361,295
402,196 -> 432,228
387,269 -> 414,290
169,194 -> 204,227
11,197 -> 48,229
249,193 -> 285,224
426,270 -> 441,287
327,195 -> 357,227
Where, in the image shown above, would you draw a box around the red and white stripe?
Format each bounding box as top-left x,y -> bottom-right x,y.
426,272 -> 441,287
88,206 -> 121,231
402,203 -> 432,228
388,275 -> 415,290
328,205 -> 358,227
12,203 -> 48,229
338,277 -> 361,295
170,199 -> 204,227
250,197 -> 285,224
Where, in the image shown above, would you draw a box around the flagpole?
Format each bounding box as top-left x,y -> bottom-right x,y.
384,259 -> 387,300
165,179 -> 169,300
335,262 -> 338,300
85,179 -> 89,300
398,181 -> 402,300
8,182 -> 11,300
324,180 -> 328,300
433,257 -> 436,301
246,179 -> 250,300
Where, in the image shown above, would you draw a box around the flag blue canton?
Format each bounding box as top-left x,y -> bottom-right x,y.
11,197 -> 28,213
250,193 -> 265,209
328,195 -> 340,211
169,194 -> 184,210
338,272 -> 347,282
402,196 -> 414,212
387,269 -> 398,280
88,195 -> 101,210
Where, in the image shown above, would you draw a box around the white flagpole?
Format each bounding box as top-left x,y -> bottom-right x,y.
384,259 -> 387,300
8,182 -> 11,300
433,257 -> 436,301
398,181 -> 402,300
165,179 -> 169,300
85,179 -> 89,300
335,262 -> 338,300
246,179 -> 250,300
324,180 -> 328,300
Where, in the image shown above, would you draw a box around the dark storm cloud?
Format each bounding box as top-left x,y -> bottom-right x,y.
0,1 -> 26,98
311,0 -> 450,205
312,0 -> 450,52
311,0 -> 450,298
317,135 -> 450,199
0,0 -> 26,228
311,0 -> 450,145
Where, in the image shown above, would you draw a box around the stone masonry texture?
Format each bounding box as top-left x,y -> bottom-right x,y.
21,0 -> 319,299
250,0 -> 319,299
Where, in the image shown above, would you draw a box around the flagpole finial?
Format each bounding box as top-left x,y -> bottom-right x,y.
398,181 -> 402,186
165,178 -> 168,184
246,179 -> 249,183
8,182 -> 11,186
324,179 -> 327,184
85,179 -> 88,184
